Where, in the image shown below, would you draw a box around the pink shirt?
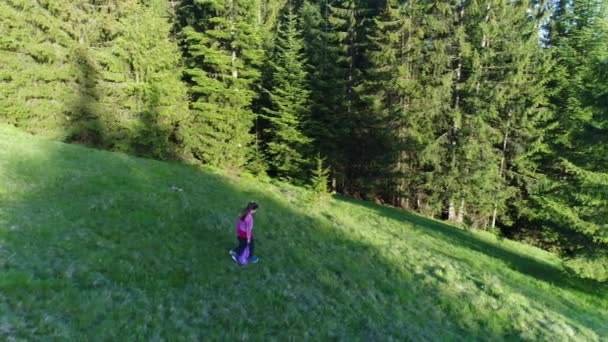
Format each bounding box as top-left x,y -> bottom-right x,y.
236,213 -> 253,239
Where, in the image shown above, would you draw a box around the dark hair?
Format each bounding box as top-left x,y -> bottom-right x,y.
239,201 -> 259,221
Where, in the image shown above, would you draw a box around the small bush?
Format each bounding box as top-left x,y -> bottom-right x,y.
308,154 -> 330,202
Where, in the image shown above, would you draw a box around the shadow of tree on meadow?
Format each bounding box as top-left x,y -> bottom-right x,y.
333,196 -> 608,291
64,44 -> 181,161
333,195 -> 608,334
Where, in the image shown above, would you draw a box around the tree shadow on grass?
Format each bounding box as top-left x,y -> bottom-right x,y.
423,242 -> 608,337
333,196 -> 608,294
0,130 -> 605,340
65,45 -> 182,162
332,195 -> 608,334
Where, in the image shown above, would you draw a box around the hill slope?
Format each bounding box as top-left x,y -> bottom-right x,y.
1,124 -> 607,340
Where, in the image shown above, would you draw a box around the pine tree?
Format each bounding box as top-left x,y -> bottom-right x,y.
441,0 -> 505,226
457,0 -> 551,229
101,0 -> 190,158
178,0 -> 264,169
417,0 -> 550,227
417,0 -> 473,221
0,0 -> 188,158
309,153 -> 331,200
363,0 -> 427,208
0,0 -> 86,138
261,7 -> 313,181
484,1 -> 553,231
327,0 -> 382,197
300,0 -> 342,177
532,0 -> 608,281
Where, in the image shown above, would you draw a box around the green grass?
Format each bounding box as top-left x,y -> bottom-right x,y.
1,123 -> 607,341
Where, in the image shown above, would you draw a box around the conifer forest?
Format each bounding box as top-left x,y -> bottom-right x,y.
1,0 -> 607,281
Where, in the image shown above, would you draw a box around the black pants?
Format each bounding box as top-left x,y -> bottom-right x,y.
235,237 -> 254,257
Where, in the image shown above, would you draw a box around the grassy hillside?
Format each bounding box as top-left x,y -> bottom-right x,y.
1,124 -> 607,341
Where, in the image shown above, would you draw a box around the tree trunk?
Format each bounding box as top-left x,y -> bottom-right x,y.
491,113 -> 511,228
448,200 -> 457,221
447,0 -> 465,222
456,198 -> 465,223
230,0 -> 238,78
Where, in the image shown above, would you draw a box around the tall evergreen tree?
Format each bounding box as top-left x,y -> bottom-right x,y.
178,0 -> 264,169
417,0 -> 472,221
0,0 -> 188,158
327,0 -> 383,197
300,0 -> 343,179
0,0 -> 91,138
417,0 -> 550,227
457,0 -> 551,229
363,0 -> 428,208
101,0 -> 190,158
480,0 -> 552,231
532,0 -> 608,281
262,7 -> 313,181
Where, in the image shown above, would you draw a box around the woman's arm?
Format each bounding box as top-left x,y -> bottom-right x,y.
246,214 -> 253,242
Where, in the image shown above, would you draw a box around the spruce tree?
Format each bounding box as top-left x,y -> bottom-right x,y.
417,0 -> 472,221
310,153 -> 331,196
458,0 -> 551,229
261,7 -> 313,181
0,0 -> 86,138
101,0 -> 190,158
418,0 -> 550,227
300,0 -> 342,179
533,0 -> 608,281
178,0 -> 264,169
327,0 -> 383,196
363,0 -> 428,208
0,0 -> 188,158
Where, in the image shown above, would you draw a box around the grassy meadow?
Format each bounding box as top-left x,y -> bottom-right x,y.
0,124 -> 607,340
